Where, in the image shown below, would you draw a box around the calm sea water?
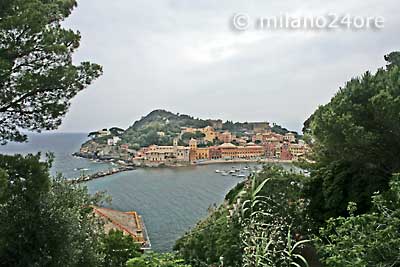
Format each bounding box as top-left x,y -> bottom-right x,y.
0,133 -> 258,251
0,133 -> 112,178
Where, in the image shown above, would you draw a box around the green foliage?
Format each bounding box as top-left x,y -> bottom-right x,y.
120,110 -> 296,148
384,51 -> 400,70
175,206 -> 242,267
271,123 -> 290,135
175,165 -> 314,267
101,229 -> 141,267
0,154 -> 106,267
181,131 -> 205,141
0,0 -> 102,144
0,168 -> 8,202
238,167 -> 313,267
316,174 -> 400,267
109,127 -> 125,136
305,52 -> 400,222
126,252 -> 191,267
121,110 -> 209,147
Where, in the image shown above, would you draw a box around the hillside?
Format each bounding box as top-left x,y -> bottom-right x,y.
120,110 -> 210,148
119,109 -> 296,149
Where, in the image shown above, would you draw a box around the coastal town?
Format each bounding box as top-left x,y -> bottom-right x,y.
77,118 -> 311,168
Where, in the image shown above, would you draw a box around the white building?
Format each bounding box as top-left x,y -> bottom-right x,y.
144,140 -> 190,163
107,136 -> 121,146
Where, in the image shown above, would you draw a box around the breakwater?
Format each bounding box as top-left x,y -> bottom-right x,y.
70,166 -> 136,184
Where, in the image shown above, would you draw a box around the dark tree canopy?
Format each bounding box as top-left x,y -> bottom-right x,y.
102,229 -> 141,267
0,0 -> 102,144
385,51 -> 400,70
0,154 -> 105,267
305,52 -> 400,222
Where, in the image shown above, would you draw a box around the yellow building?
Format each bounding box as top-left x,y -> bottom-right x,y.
189,138 -> 198,150
202,126 -> 216,142
195,147 -> 210,160
284,132 -> 296,143
181,126 -> 216,143
288,143 -> 305,159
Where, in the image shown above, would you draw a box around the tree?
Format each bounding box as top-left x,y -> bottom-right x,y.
316,174 -> 400,267
0,154 -> 106,267
109,127 -> 125,136
304,52 -> 400,222
194,131 -> 205,139
0,0 -> 102,144
101,229 -> 141,267
385,51 -> 400,70
181,132 -> 196,141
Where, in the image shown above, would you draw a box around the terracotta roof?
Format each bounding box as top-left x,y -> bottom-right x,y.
92,206 -> 150,248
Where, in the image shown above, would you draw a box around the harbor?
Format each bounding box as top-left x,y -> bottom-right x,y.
215,165 -> 252,178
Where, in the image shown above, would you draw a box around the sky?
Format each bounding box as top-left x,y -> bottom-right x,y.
58,0 -> 400,133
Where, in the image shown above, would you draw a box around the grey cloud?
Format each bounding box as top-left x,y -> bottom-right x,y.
59,0 -> 400,133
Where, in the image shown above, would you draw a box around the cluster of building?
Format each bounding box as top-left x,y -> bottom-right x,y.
133,123 -> 309,165
79,122 -> 310,166
134,138 -> 266,164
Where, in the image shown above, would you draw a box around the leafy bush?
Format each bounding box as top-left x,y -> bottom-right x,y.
238,170 -> 313,267
175,165 -> 315,267
0,154 -> 106,267
316,174 -> 400,267
126,252 -> 190,267
101,229 -> 141,267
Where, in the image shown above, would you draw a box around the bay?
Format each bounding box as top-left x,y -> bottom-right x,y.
0,133 -> 249,251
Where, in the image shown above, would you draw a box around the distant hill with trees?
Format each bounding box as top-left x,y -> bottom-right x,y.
118,109 -> 297,149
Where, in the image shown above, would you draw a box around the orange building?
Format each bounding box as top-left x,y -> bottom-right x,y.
195,147 -> 210,160
218,143 -> 265,159
188,139 -> 209,161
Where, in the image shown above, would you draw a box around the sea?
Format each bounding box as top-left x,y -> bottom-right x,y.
0,133 -> 293,252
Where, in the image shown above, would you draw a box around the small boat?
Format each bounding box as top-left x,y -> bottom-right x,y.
215,170 -> 221,173
221,172 -> 229,176
229,170 -> 236,174
237,174 -> 246,178
231,173 -> 238,177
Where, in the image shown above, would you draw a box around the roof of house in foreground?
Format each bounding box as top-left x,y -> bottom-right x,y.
92,206 -> 151,249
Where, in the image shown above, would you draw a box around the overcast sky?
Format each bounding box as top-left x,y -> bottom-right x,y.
58,0 -> 399,133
